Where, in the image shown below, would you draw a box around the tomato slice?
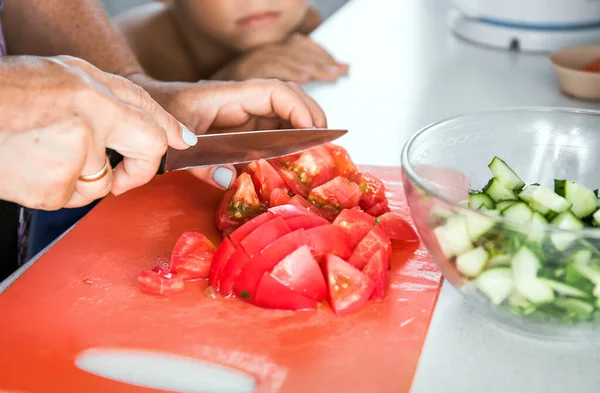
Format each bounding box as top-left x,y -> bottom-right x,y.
347,226 -> 391,270
365,201 -> 391,217
289,195 -> 338,222
333,209 -> 376,249
325,254 -> 375,316
285,215 -> 329,231
305,225 -> 352,260
244,159 -> 287,202
219,247 -> 251,296
170,232 -> 217,280
209,237 -> 236,291
308,176 -> 362,210
274,165 -> 310,198
229,213 -> 272,247
269,188 -> 291,207
362,249 -> 387,301
240,216 -> 291,257
232,253 -> 273,300
356,172 -> 388,212
377,212 -> 419,243
271,245 -> 328,301
583,58 -> 600,73
253,272 -> 319,310
260,229 -> 309,266
216,173 -> 266,231
324,144 -> 358,180
137,269 -> 185,296
268,204 -> 314,220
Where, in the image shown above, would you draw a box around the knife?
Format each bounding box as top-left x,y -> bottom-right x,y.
156,128 -> 347,173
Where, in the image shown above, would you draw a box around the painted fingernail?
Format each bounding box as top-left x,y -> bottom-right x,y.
213,167 -> 234,189
326,66 -> 339,74
181,126 -> 197,146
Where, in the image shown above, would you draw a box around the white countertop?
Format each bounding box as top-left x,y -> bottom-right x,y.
304,0 -> 600,392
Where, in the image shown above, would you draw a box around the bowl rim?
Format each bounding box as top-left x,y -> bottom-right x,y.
401,106 -> 600,238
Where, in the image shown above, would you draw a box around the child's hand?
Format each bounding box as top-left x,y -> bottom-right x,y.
213,33 -> 349,84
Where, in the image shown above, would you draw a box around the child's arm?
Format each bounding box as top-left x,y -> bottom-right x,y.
296,6 -> 323,35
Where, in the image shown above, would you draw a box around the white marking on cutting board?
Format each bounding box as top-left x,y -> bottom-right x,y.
391,282 -> 439,291
400,318 -> 414,328
75,348 -> 257,393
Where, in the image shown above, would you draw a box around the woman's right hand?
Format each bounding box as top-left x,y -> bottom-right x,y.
0,55 -> 200,210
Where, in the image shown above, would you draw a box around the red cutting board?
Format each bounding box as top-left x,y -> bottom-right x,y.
0,165 -> 442,393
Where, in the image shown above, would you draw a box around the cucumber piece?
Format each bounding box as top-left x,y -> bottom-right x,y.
469,192 -> 495,210
572,263 -> 600,285
512,246 -> 555,304
433,215 -> 472,258
518,185 -> 572,216
495,201 -> 516,211
483,178 -> 517,202
456,246 -> 489,278
553,297 -> 595,322
475,267 -> 514,305
593,209 -> 600,227
507,291 -> 536,316
550,212 -> 584,251
488,157 -> 525,191
538,278 -> 589,298
528,211 -> 548,243
501,202 -> 533,221
554,180 -> 598,219
488,254 -> 511,268
568,248 -> 593,265
462,211 -> 496,241
565,264 -> 596,296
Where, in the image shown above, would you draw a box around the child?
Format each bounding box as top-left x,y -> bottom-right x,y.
114,0 -> 348,83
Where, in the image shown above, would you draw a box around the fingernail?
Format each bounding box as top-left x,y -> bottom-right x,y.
213,167 -> 234,189
181,126 -> 197,146
326,66 -> 339,74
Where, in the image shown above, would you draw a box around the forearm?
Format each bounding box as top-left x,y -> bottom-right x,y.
2,0 -> 143,77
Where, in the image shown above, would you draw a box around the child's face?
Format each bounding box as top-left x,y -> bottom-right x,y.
177,0 -> 310,51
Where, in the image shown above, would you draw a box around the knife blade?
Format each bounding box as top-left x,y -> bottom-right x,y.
156,128 -> 347,173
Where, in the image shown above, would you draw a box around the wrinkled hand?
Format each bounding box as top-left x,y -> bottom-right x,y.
212,33 -> 349,84
0,55 -> 201,210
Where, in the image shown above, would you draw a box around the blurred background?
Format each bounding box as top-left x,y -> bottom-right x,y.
100,0 -> 348,19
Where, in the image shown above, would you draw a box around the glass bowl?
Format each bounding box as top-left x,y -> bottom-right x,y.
401,107 -> 600,339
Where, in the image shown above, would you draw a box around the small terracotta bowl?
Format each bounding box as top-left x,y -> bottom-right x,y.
550,45 -> 600,101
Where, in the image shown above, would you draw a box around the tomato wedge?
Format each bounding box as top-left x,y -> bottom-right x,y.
365,201 -> 391,217
289,195 -> 338,222
283,146 -> 336,188
308,176 -> 362,210
216,173 -> 266,231
269,188 -> 291,207
209,237 -> 236,291
333,209 -> 376,249
244,159 -> 287,202
324,143 -> 358,180
260,229 -> 309,266
254,272 -> 319,311
232,253 -> 273,300
229,213 -> 271,247
285,215 -> 329,231
305,225 -> 352,260
325,254 -> 375,316
356,172 -> 388,213
268,204 -> 314,220
137,269 -> 185,296
347,226 -> 391,270
362,249 -> 387,301
274,165 -> 310,198
270,245 -> 328,301
219,248 -> 251,296
377,212 -> 419,243
240,217 -> 291,256
169,232 -> 216,280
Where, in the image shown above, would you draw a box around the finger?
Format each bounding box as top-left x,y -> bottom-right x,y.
188,165 -> 237,190
263,60 -> 312,83
64,158 -> 114,208
285,82 -> 328,128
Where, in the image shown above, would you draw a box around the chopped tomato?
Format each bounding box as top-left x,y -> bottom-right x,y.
233,253 -> 273,300
324,144 -> 358,179
347,226 -> 391,270
271,245 -> 328,301
365,201 -> 391,217
377,212 -> 419,243
269,188 -> 291,207
229,213 -> 271,247
254,272 -> 319,311
137,269 -> 185,296
308,176 -> 362,210
305,225 -> 352,260
217,173 -> 266,231
356,172 -> 388,213
362,249 -> 387,301
289,195 -> 338,222
170,232 -> 217,280
325,254 -> 375,316
274,165 -> 310,198
260,229 -> 309,266
240,217 -> 291,256
219,248 -> 251,296
285,215 -> 329,231
333,209 -> 376,249
583,57 -> 600,73
209,237 -> 236,291
268,204 -> 314,220
283,146 -> 336,188
244,159 -> 287,202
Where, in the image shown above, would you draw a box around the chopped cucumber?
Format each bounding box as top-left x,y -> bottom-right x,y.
488,156 -> 525,191
593,209 -> 600,227
495,201 -> 516,211
475,268 -> 514,305
507,291 -> 536,316
550,212 -> 584,251
501,202 -> 533,221
462,211 -> 496,241
483,178 -> 517,202
488,254 -> 511,268
433,215 -> 472,258
554,180 -> 598,219
565,264 -> 596,296
456,246 -> 489,278
553,297 -> 595,322
528,211 -> 548,243
518,185 -> 572,216
469,192 -> 495,210
538,278 -> 589,298
511,246 -> 555,304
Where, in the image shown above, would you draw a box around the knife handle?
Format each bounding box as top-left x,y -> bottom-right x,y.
106,149 -> 166,175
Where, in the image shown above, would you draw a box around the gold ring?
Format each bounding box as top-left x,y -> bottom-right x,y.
78,156 -> 110,182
